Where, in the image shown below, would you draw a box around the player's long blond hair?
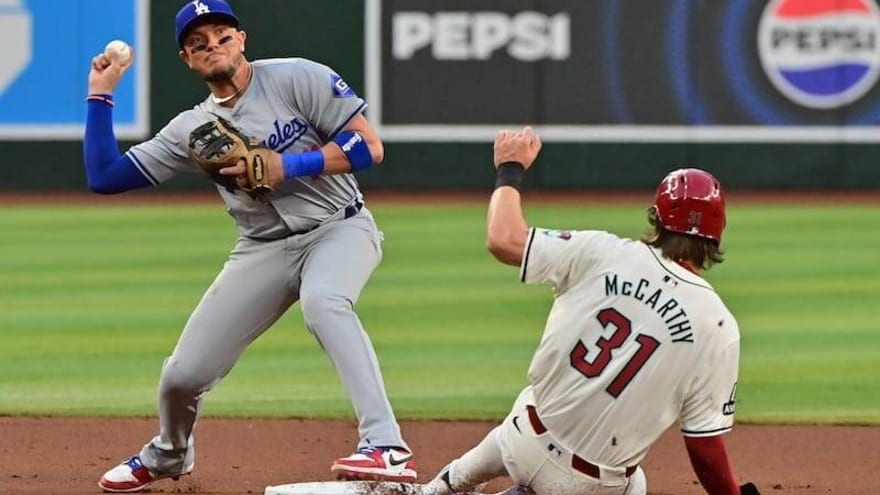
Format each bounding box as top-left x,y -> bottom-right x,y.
641,208 -> 724,271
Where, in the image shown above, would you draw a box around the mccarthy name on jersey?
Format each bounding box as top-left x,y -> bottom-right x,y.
604,273 -> 693,344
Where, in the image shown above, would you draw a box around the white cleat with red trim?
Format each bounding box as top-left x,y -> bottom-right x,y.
98,455 -> 193,493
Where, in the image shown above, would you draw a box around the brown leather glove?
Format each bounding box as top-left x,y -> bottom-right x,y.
188,117 -> 273,196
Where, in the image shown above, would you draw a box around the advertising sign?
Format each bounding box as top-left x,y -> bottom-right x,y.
0,0 -> 149,140
366,0 -> 880,142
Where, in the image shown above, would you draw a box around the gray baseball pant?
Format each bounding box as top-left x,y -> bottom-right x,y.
137,208 -> 407,475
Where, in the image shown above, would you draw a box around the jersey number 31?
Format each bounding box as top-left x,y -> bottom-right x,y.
569,307 -> 660,398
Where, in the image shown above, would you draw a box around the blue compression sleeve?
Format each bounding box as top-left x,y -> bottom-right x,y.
83,100 -> 152,194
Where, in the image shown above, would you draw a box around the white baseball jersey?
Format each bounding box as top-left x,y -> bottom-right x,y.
520,228 -> 740,469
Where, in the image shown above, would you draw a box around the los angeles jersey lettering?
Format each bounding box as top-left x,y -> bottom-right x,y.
126,58 -> 366,239
520,228 -> 740,468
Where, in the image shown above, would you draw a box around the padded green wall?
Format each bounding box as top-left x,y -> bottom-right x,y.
5,1 -> 878,191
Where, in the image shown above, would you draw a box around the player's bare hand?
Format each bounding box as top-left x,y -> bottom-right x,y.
218,151 -> 285,189
215,157 -> 249,190
88,48 -> 135,95
493,126 -> 542,170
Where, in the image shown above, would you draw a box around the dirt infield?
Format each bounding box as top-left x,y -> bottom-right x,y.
2,417 -> 875,495
3,191 -> 876,494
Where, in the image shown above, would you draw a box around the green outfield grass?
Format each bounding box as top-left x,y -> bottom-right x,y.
0,200 -> 877,423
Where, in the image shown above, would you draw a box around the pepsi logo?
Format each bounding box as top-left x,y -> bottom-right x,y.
758,0 -> 880,109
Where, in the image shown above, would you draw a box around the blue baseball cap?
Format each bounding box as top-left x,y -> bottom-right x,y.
175,0 -> 240,48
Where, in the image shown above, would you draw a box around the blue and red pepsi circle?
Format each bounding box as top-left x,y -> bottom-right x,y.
758,0 -> 880,109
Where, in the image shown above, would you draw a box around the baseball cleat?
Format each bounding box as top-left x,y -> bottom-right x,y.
98,455 -> 194,493
331,446 -> 417,482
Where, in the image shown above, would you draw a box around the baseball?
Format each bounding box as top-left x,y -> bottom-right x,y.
104,40 -> 132,64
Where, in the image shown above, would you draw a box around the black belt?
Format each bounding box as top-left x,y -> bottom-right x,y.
526,405 -> 637,479
247,200 -> 363,242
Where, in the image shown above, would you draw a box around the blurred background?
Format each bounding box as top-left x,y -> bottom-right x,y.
3,0 -> 880,191
0,0 -> 877,423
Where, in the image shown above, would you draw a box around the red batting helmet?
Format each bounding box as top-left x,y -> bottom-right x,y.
653,168 -> 726,244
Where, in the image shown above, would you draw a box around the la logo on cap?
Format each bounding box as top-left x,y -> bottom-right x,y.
193,1 -> 210,15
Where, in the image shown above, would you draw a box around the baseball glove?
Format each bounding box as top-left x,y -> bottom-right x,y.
188,118 -> 273,196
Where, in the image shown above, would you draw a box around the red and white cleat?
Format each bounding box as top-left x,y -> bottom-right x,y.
98,455 -> 193,493
331,446 -> 417,482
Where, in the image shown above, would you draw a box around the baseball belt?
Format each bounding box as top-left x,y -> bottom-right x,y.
246,199 -> 363,242
526,405 -> 638,479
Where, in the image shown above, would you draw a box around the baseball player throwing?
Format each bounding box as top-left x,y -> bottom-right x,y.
422,127 -> 761,495
86,1 -> 415,491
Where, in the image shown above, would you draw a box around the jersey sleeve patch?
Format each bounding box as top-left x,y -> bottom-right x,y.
331,74 -> 357,98
722,382 -> 737,416
680,339 -> 740,434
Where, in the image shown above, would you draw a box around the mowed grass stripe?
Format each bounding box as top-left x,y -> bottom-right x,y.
0,202 -> 877,423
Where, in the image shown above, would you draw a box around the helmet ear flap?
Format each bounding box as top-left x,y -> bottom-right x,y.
647,205 -> 661,225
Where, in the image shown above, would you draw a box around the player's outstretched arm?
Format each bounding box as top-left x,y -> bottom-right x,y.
487,187 -> 528,265
486,127 -> 542,266
83,45 -> 152,194
684,435 -> 742,495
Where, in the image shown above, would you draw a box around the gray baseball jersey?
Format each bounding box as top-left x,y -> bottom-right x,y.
127,57 -> 365,238
521,228 -> 740,468
122,58 -> 409,476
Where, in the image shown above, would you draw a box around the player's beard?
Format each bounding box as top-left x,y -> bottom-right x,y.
203,53 -> 244,83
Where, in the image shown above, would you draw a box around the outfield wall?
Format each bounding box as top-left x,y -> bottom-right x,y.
3,1 -> 880,191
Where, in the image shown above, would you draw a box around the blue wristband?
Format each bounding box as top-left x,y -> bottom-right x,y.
332,131 -> 374,172
282,150 -> 325,178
